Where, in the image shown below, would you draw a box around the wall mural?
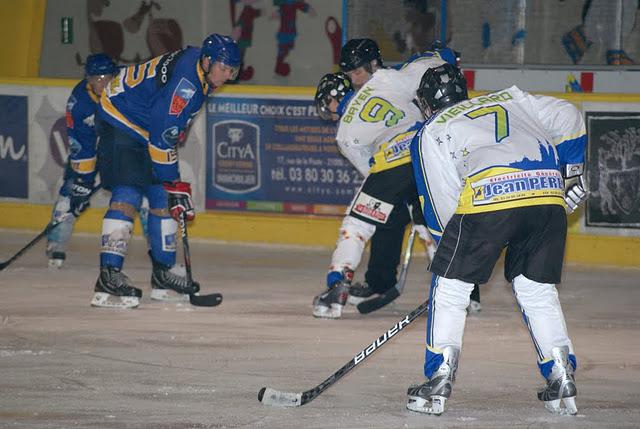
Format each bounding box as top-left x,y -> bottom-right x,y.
40,0 -> 342,86
76,0 -> 183,67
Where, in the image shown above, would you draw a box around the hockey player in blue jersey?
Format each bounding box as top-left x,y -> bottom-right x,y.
91,34 -> 240,308
46,53 -> 118,268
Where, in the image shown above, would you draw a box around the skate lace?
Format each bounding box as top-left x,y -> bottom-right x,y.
162,268 -> 192,291
112,271 -> 133,290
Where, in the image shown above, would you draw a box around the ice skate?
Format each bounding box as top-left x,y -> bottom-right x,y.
538,346 -> 578,415
466,299 -> 482,314
407,346 -> 459,415
347,281 -> 376,305
46,242 -> 66,269
150,259 -> 199,302
313,281 -> 350,319
91,267 -> 142,309
466,284 -> 481,314
47,251 -> 66,269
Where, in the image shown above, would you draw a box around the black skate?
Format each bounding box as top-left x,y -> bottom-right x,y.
46,242 -> 66,268
466,284 -> 482,314
313,269 -> 353,318
407,346 -> 459,415
466,299 -> 482,314
150,258 -> 200,302
47,251 -> 66,269
347,281 -> 376,305
537,346 -> 578,415
91,267 -> 142,309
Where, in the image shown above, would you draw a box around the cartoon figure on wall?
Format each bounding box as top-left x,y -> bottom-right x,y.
271,0 -> 316,77
562,0 -> 636,65
124,0 -> 183,57
392,0 -> 437,55
77,0 -> 138,65
231,0 -> 264,81
325,16 -> 342,70
77,0 -> 183,67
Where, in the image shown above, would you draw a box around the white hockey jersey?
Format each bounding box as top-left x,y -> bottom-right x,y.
336,54 -> 448,176
413,86 -> 587,240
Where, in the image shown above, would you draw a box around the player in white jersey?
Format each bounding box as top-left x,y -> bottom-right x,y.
337,39 -> 414,307
407,63 -> 587,416
311,45 -> 452,318
337,38 -> 481,313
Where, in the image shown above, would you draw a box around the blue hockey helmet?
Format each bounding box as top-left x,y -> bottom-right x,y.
428,40 -> 461,66
201,33 -> 241,68
85,53 -> 117,76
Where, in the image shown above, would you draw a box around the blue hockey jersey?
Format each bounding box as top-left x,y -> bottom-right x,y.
98,47 -> 210,182
66,79 -> 100,181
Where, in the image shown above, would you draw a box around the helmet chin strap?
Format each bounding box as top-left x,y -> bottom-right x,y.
201,57 -> 215,89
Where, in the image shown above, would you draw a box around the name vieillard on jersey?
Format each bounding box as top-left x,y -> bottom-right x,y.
419,86 -> 582,216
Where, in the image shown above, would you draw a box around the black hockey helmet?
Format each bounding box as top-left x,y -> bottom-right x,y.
314,72 -> 353,120
339,38 -> 383,72
416,63 -> 468,114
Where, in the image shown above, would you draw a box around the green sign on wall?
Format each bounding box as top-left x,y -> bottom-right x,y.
61,17 -> 73,44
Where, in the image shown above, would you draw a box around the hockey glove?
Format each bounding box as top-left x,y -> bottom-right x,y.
563,163 -> 588,214
69,178 -> 94,217
163,181 -> 195,221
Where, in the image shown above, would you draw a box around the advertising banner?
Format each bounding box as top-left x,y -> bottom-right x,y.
0,95 -> 29,198
206,96 -> 362,215
586,112 -> 640,228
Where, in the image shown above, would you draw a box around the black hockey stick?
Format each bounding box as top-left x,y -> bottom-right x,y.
0,185 -> 103,271
0,216 -> 70,271
357,225 -> 417,314
177,213 -> 223,307
258,298 -> 429,407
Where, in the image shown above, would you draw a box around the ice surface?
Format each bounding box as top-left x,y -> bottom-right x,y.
1,230 -> 639,428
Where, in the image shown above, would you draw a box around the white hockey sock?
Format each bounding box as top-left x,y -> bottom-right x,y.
512,274 -> 574,362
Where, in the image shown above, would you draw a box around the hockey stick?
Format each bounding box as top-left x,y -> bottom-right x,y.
177,213 -> 223,307
258,298 -> 429,407
0,216 -> 71,271
0,185 -> 103,271
357,225 -> 417,314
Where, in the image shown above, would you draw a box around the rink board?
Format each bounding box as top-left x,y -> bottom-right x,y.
0,80 -> 639,267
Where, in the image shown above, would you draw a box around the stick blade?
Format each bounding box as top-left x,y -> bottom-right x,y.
357,288 -> 400,314
189,292 -> 223,307
258,387 -> 303,407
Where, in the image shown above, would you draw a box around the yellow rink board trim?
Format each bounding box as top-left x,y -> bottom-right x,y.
1,203 -> 638,268
3,77 -> 640,104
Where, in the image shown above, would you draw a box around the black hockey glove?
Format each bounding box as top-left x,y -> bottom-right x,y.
69,178 -> 94,217
563,163 -> 588,214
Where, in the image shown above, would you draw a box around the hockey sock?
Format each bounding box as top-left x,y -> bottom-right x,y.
148,212 -> 177,267
100,209 -> 134,269
46,194 -> 76,251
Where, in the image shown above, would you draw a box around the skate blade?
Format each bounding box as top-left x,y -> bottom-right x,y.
466,301 -> 482,314
406,395 -> 446,415
544,397 -> 578,415
91,292 -> 140,309
347,295 -> 368,305
150,288 -> 189,302
312,304 -> 343,319
48,259 -> 64,269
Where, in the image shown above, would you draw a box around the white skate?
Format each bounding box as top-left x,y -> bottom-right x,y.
407,346 -> 459,415
538,346 -> 578,415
